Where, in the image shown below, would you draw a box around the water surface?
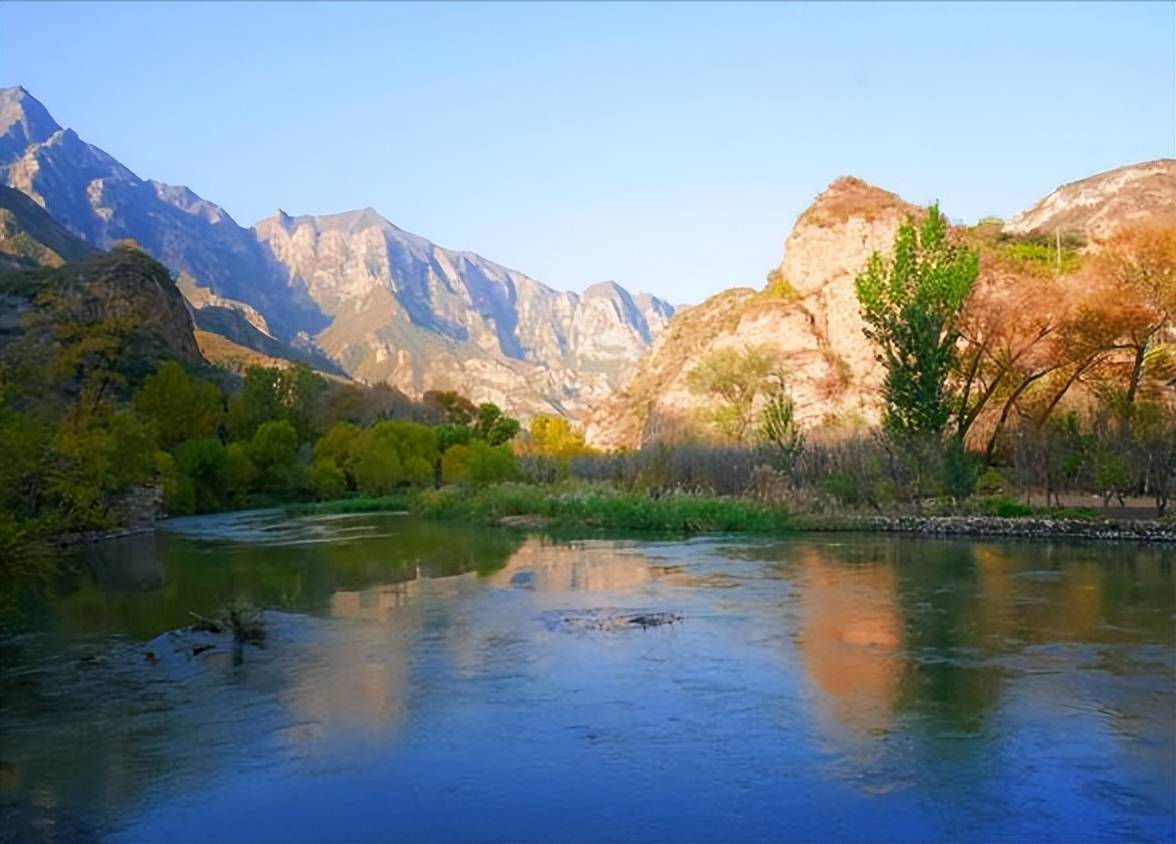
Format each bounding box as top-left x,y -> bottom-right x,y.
1,511 -> 1173,843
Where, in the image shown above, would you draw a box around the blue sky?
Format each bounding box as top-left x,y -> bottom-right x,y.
2,1 -> 1172,304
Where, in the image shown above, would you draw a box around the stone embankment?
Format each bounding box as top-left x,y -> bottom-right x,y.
855,515 -> 1176,543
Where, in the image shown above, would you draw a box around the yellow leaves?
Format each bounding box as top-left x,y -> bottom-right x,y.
527,414 -> 592,458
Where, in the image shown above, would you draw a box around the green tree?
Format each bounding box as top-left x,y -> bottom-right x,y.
472,402 -> 520,446
442,440 -> 517,486
223,442 -> 256,506
308,457 -> 347,501
227,364 -> 325,443
248,420 -> 301,494
350,442 -> 403,495
854,204 -> 979,440
346,421 -> 439,494
48,406 -> 157,529
435,423 -> 473,453
314,422 -> 360,465
686,345 -> 777,443
758,389 -> 805,469
174,438 -> 229,513
134,360 -> 223,450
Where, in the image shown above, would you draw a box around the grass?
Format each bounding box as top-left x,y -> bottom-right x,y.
408,482 -> 793,535
283,495 -> 409,516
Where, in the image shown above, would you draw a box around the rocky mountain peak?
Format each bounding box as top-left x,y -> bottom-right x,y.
582,279 -> 625,298
779,176 -> 919,298
1002,159 -> 1176,242
796,176 -> 918,231
0,86 -> 61,160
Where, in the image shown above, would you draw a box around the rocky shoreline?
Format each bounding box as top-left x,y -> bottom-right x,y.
845,515 -> 1176,543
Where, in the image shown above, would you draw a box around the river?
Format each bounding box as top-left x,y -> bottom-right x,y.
1,510 -> 1173,843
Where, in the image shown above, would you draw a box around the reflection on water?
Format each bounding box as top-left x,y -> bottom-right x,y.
0,513 -> 1172,843
792,548 -> 904,736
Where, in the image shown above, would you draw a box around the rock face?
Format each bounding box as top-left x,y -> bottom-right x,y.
585,177 -> 915,448
1003,159 -> 1176,242
0,183 -> 95,268
254,209 -> 673,417
0,245 -> 205,368
0,86 -> 673,416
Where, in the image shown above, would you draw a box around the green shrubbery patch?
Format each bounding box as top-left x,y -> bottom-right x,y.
410,482 -> 793,535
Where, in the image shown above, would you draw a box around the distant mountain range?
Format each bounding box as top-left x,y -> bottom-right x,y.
3,85 -> 1172,433
0,85 -> 674,417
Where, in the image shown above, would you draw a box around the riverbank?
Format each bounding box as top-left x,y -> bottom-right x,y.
795,513 -> 1176,543
279,484 -> 1176,543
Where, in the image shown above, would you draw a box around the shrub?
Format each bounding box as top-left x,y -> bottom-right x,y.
975,467 -> 1007,496
941,439 -> 978,501
411,482 -> 791,534
988,497 -> 1033,518
308,457 -> 347,501
442,441 -> 518,486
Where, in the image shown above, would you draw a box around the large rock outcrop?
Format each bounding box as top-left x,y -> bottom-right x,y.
0,245 -> 205,370
584,177 -> 915,448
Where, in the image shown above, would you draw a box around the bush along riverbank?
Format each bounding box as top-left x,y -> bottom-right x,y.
408,483 -> 795,534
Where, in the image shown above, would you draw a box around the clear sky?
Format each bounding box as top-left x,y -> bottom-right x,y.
2,2 -> 1172,304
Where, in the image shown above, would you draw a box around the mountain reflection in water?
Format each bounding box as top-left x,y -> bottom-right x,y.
0,511 -> 1171,844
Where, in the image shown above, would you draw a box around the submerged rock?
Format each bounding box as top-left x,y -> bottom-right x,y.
545,609 -> 684,633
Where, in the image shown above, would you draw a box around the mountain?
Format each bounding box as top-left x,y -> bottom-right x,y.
584,176 -> 915,447
254,209 -> 673,416
1003,159 -> 1176,241
0,86 -> 674,417
0,183 -> 95,268
584,162 -> 1176,449
0,87 -> 326,342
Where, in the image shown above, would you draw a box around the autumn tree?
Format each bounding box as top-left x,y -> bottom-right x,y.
855,204 -> 979,441
528,414 -> 591,458
953,262 -> 1076,458
1089,225 -> 1176,407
